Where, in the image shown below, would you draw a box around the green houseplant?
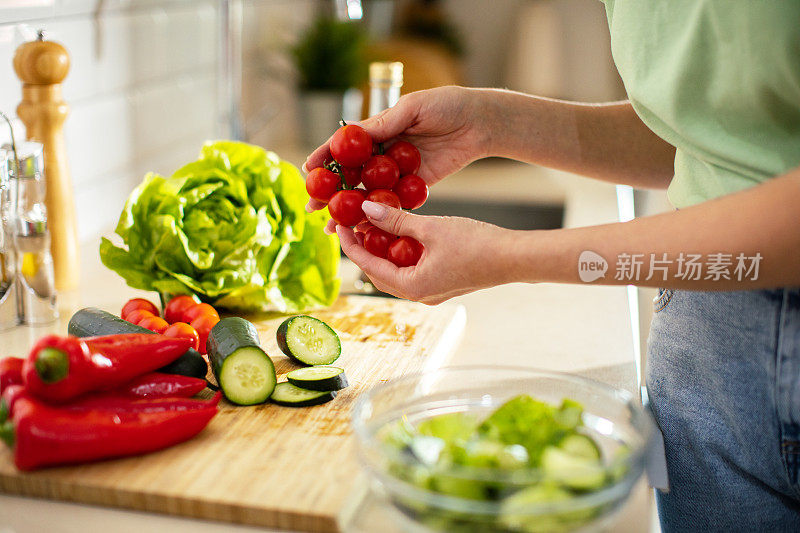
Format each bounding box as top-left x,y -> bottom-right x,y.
292,17 -> 367,146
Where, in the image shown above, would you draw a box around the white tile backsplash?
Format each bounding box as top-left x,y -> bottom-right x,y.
0,0 -> 223,243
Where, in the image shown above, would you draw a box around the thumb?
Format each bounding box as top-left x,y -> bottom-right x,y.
359,97 -> 415,142
361,201 -> 428,241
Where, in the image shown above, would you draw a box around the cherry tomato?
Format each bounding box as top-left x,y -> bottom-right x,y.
387,236 -> 424,267
126,309 -> 156,325
183,303 -> 220,324
328,189 -> 366,227
164,295 -> 199,324
330,124 -> 373,167
366,189 -> 401,209
393,174 -> 429,210
339,166 -> 362,188
191,314 -> 220,354
306,167 -> 341,202
364,226 -> 396,259
163,322 -> 200,351
138,315 -> 170,334
385,141 -> 421,175
355,220 -> 373,234
121,298 -> 159,321
361,155 -> 400,190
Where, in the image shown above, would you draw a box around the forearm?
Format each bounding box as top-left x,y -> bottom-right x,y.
481,89 -> 676,189
502,170 -> 800,289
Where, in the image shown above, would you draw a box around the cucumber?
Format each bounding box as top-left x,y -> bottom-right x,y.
276,315 -> 341,365
559,434 -> 601,461
270,382 -> 336,407
286,366 -> 348,391
207,317 -> 276,405
68,307 -> 208,379
541,446 -> 607,491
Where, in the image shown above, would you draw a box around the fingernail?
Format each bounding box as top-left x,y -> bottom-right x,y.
301,163 -> 309,174
362,201 -> 387,221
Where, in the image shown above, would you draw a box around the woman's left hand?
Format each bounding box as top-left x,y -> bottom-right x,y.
337,201 -> 518,305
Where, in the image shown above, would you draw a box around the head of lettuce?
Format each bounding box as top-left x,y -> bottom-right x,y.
100,141 -> 340,313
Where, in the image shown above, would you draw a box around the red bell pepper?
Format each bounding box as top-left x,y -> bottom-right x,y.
22,334 -> 192,402
0,357 -> 23,392
0,391 -> 221,471
115,372 -> 207,399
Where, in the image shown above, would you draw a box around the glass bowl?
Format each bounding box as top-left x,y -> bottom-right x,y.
352,366 -> 654,533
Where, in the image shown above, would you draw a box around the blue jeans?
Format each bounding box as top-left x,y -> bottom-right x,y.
646,288 -> 800,532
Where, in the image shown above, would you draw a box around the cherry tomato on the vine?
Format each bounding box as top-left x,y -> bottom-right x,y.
164,295 -> 199,324
339,166 -> 362,188
163,322 -> 200,351
330,124 -> 373,167
366,189 -> 401,209
328,189 -> 366,227
191,313 -> 220,354
121,298 -> 159,321
364,226 -> 396,259
306,167 -> 341,202
393,174 -> 429,210
183,303 -> 219,324
138,315 -> 170,334
387,236 -> 424,267
385,141 -> 421,175
126,309 -> 155,326
361,155 -> 400,190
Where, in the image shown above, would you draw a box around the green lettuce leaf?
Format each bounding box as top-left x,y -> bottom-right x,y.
100,141 -> 340,312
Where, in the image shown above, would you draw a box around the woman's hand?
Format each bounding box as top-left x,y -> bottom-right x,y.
304,86 -> 494,215
337,201 -> 518,305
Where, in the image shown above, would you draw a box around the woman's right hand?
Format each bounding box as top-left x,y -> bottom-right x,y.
303,86 -> 493,214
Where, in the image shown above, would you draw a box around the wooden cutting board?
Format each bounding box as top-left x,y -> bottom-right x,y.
0,295 -> 466,532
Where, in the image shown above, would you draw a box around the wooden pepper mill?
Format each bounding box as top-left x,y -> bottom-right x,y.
13,30 -> 79,291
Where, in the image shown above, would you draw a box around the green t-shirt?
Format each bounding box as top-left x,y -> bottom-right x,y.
603,1 -> 800,207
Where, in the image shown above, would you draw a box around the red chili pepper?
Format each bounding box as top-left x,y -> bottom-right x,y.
22,334 -> 192,402
0,357 -> 23,392
114,372 -> 207,399
0,391 -> 220,471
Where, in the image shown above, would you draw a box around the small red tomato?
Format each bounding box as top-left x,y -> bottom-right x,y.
366,189 -> 401,209
138,315 -> 170,334
364,226 -> 396,259
163,322 -> 200,351
385,141 -> 421,175
164,295 -> 199,324
328,189 -> 366,227
126,309 -> 155,325
361,155 -> 400,190
306,167 -> 341,202
191,314 -> 220,354
387,236 -> 424,267
355,220 -> 373,234
330,124 -> 373,167
121,298 -> 159,321
393,174 -> 429,210
183,303 -> 220,323
339,166 -> 362,188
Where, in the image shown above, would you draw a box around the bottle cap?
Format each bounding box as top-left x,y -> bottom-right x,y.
2,141 -> 43,179
369,62 -> 403,88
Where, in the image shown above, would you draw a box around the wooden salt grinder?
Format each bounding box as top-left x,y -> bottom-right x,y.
13,31 -> 79,291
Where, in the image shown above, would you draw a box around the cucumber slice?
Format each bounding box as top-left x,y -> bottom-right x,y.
541,446 -> 607,491
559,434 -> 601,460
270,382 -> 336,407
208,317 -> 276,405
276,315 -> 341,365
286,366 -> 348,391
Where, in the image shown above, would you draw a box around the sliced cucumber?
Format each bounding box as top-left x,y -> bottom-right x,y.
276,315 -> 341,365
541,446 -> 607,491
559,434 -> 601,461
286,366 -> 348,391
208,317 -> 276,405
270,382 -> 336,407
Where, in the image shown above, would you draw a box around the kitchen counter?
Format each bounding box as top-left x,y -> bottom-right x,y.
0,161 -> 653,532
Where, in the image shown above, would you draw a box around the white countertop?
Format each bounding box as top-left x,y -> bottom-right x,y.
0,161 -> 652,532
